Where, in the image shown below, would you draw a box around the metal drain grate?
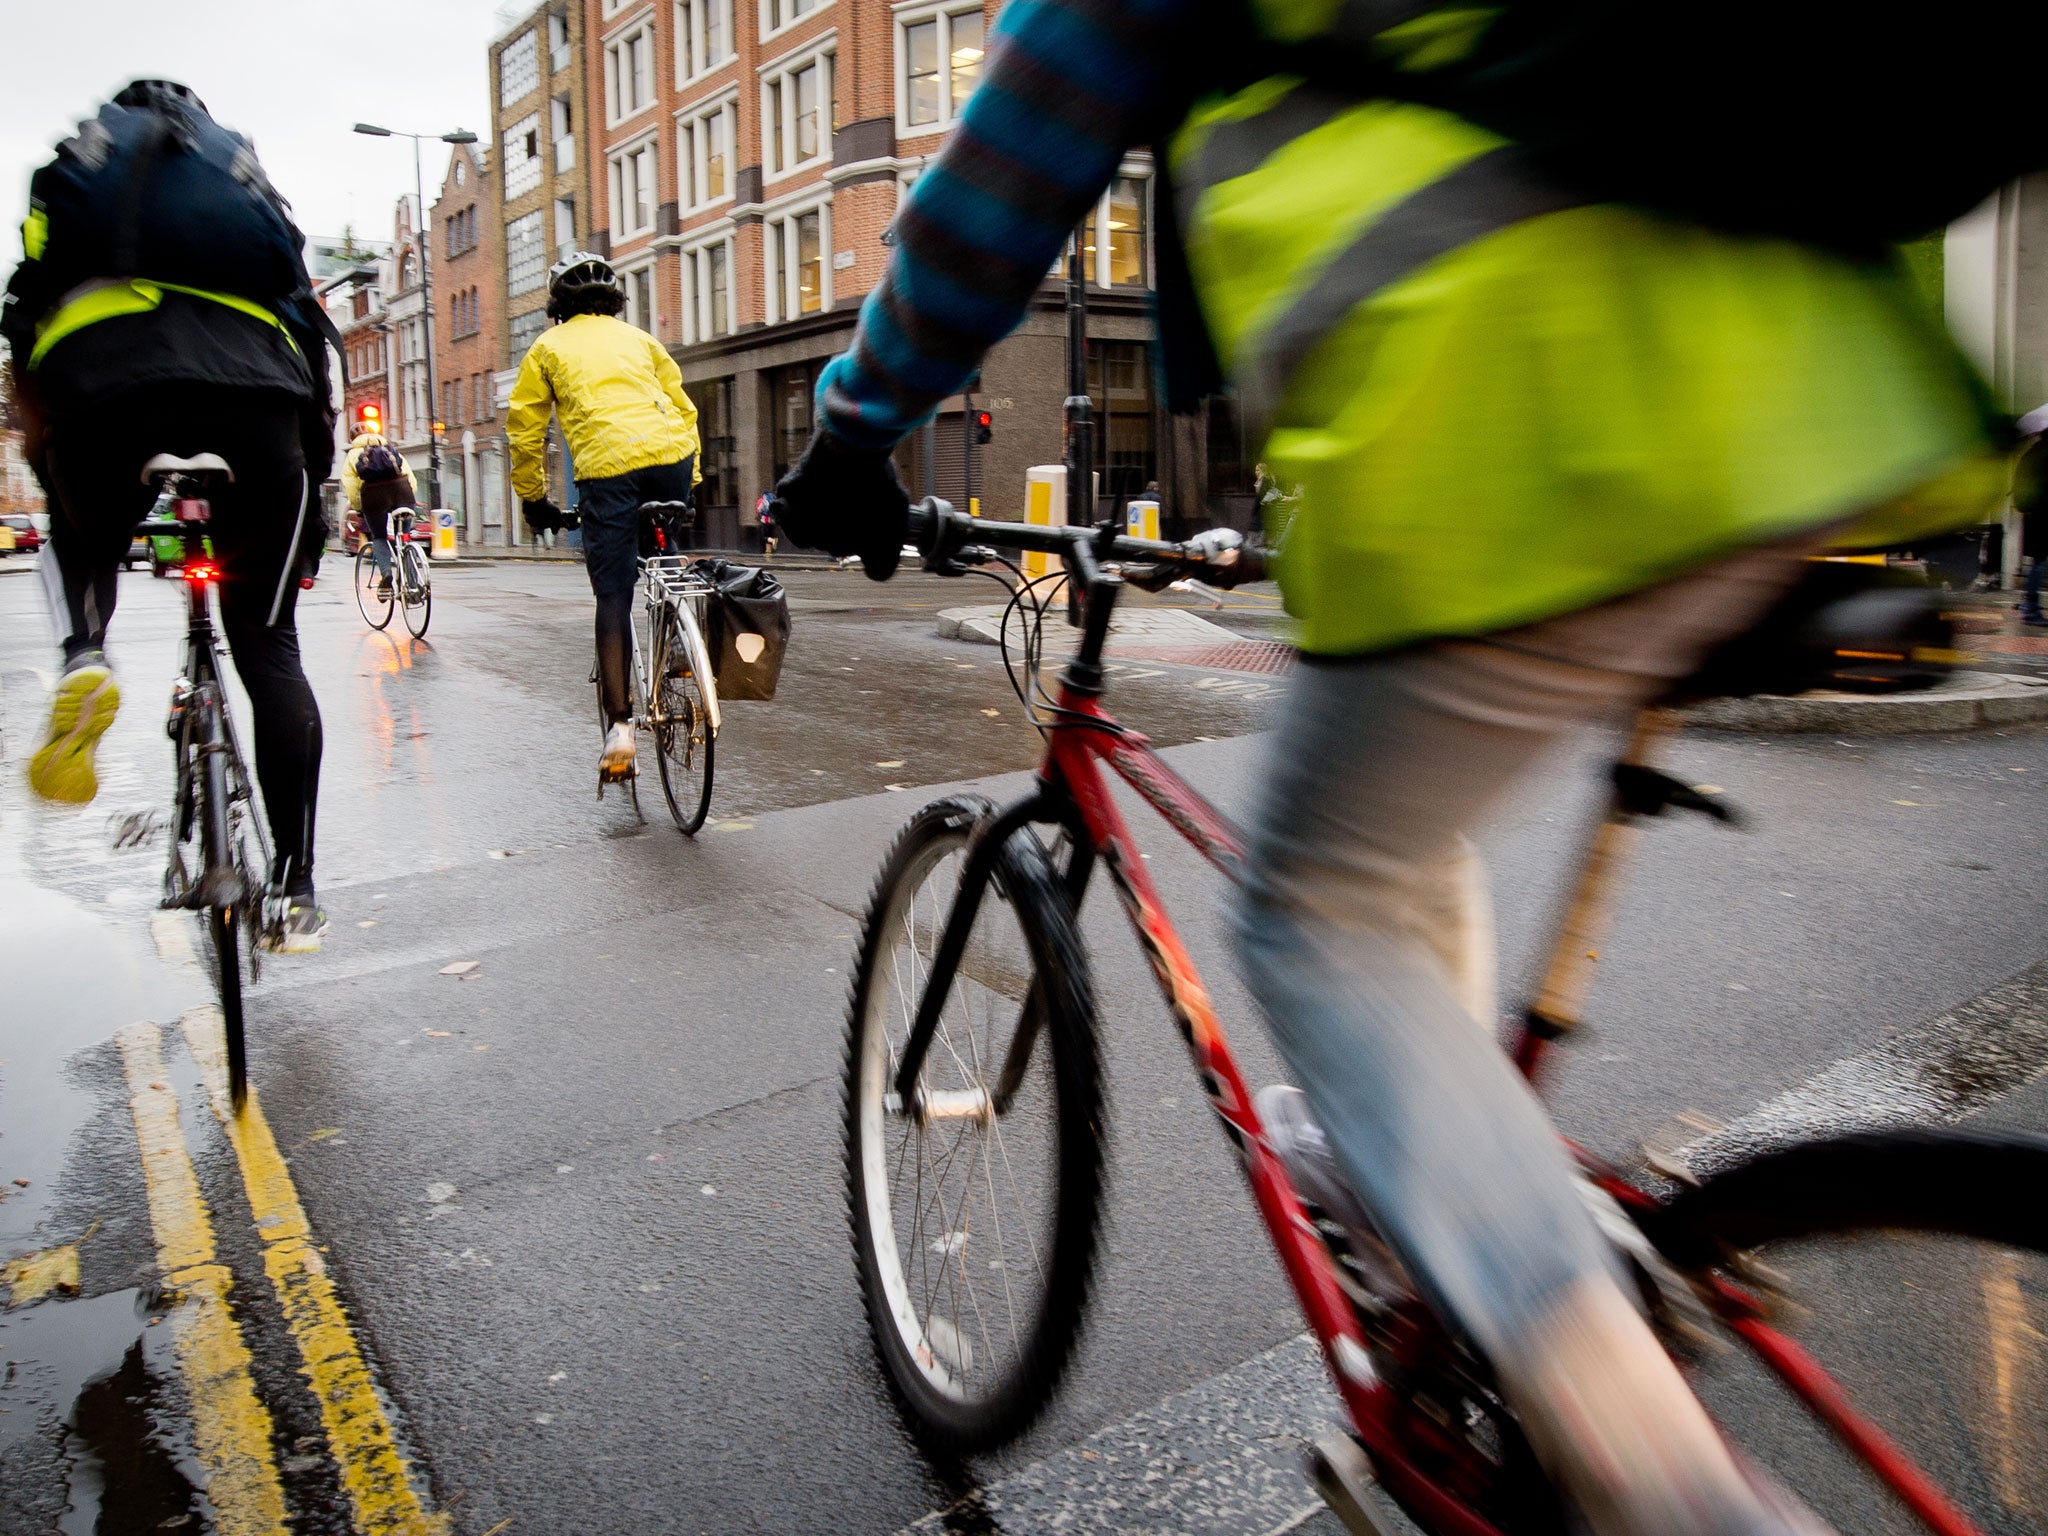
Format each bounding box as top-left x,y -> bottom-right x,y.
1115,640 -> 1298,675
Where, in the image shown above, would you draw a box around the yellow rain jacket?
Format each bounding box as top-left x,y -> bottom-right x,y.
507,313 -> 701,502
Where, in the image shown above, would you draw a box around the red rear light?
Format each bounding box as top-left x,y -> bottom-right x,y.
183,561 -> 218,584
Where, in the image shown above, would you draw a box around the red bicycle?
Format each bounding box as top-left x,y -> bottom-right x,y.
844,500 -> 2048,1535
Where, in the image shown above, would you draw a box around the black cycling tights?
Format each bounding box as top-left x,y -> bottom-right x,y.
596,586 -> 635,726
42,386 -> 324,898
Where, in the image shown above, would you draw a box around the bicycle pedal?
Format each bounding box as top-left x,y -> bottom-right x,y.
1309,1433 -> 1402,1536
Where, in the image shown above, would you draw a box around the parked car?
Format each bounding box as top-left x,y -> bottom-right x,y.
0,514 -> 43,555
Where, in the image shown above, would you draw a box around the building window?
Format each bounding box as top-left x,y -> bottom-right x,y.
609,141 -> 659,240
548,9 -> 572,72
1077,172 -> 1151,288
763,0 -> 820,37
766,360 -> 821,482
510,307 -> 548,359
676,0 -> 735,79
554,196 -> 577,258
1087,339 -> 1155,501
898,3 -> 982,132
446,205 -> 478,258
607,23 -> 658,123
501,29 -> 540,106
764,204 -> 827,323
451,286 -> 482,339
695,377 -> 736,512
762,50 -> 832,179
622,265 -> 657,333
679,98 -> 736,209
682,237 -> 734,341
551,96 -> 575,173
506,210 -> 547,296
504,112 -> 542,200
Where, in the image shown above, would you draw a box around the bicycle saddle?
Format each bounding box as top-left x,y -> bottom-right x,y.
640,499 -> 695,527
140,452 -> 235,485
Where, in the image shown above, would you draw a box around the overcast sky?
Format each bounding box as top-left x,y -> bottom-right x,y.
2,1 -> 519,267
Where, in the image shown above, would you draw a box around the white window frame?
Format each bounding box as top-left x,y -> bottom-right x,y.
1086,168 -> 1151,289
549,10 -> 573,72
679,233 -> 737,343
761,196 -> 831,324
503,111 -> 543,200
760,40 -> 834,183
605,16 -> 660,126
618,259 -> 659,334
677,91 -> 739,211
759,0 -> 826,46
608,135 -> 662,241
894,0 -> 984,137
675,0 -> 736,82
500,29 -> 541,107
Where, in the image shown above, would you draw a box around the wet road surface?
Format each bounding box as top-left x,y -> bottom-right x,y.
1,554 -> 2045,1535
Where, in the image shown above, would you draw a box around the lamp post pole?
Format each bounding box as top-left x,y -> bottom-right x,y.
354,123 -> 479,513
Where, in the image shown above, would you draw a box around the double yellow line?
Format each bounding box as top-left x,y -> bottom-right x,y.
126,915 -> 447,1535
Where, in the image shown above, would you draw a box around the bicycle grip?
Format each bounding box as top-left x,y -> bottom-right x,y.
906,496 -> 954,552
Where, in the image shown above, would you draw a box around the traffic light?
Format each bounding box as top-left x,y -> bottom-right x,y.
974,410 -> 993,445
354,401 -> 383,437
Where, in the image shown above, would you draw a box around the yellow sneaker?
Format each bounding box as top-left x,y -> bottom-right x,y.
29,662 -> 121,804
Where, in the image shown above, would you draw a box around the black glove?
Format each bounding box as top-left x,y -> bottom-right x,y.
523,497 -> 563,535
771,427 -> 908,581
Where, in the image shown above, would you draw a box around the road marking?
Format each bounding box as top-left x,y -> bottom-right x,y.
117,1021 -> 292,1536
178,1006 -> 449,1536
1670,960 -> 2048,1181
893,1332 -> 1339,1536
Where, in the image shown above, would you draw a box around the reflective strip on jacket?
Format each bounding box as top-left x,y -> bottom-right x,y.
1170,3 -> 2004,657
28,277 -> 298,371
507,313 -> 702,502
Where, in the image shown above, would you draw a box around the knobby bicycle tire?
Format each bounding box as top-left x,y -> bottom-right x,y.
1647,1129 -> 2048,1535
355,544 -> 393,630
653,607 -> 714,834
400,543 -> 432,638
844,795 -> 1104,1455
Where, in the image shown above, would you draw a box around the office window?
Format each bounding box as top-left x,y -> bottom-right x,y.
503,112 -> 542,199
623,266 -> 656,333
500,29 -> 540,105
683,238 -> 733,342
764,205 -> 828,322
679,98 -> 736,208
607,23 -> 658,122
551,96 -> 575,172
677,0 -> 734,78
1078,173 -> 1150,288
762,51 -> 832,177
509,307 -> 548,358
609,143 -> 659,239
764,0 -> 819,35
554,196 -> 577,257
548,9 -> 572,72
899,4 -> 982,131
506,210 -> 547,296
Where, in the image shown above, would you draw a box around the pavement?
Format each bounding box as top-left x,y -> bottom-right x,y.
0,557 -> 2044,1536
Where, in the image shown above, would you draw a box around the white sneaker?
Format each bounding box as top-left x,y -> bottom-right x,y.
600,721 -> 637,778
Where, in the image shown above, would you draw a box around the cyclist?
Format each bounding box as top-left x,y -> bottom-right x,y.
342,428 -> 419,601
4,79 -> 334,951
771,3 -> 2013,1530
508,253 -> 701,779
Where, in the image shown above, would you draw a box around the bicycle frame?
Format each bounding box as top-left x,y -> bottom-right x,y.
893,525 -> 1988,1536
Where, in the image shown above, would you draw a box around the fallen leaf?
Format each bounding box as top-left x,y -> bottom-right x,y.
1893,799 -> 1920,807
980,709 -> 999,718
2,1246 -> 80,1306
425,1182 -> 457,1204
701,1185 -> 718,1196
358,920 -> 378,928
473,1044 -> 491,1052
875,760 -> 905,768
884,783 -> 908,793
439,960 -> 480,976
425,1029 -> 452,1038
308,1128 -> 343,1142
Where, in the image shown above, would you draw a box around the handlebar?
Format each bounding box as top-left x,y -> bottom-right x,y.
906,497 -> 1266,588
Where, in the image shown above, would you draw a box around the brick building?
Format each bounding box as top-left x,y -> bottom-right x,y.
430,141 -> 511,541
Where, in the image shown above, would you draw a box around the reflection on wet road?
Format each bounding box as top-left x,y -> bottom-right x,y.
1,555 -> 2045,1535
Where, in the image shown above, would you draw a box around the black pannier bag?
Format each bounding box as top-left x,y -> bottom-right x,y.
699,558 -> 791,701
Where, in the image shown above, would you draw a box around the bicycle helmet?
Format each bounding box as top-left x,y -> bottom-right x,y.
546,251 -> 624,319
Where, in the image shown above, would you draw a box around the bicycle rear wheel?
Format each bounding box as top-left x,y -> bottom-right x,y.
653,608 -> 714,834
400,542 -> 432,638
355,543 -> 393,629
845,796 -> 1103,1454
197,728 -> 248,1109
1649,1130 -> 2048,1535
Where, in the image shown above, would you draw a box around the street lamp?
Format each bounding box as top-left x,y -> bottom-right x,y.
354,122 -> 480,514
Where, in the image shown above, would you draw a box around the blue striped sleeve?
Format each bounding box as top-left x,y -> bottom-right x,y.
818,0 -> 1192,449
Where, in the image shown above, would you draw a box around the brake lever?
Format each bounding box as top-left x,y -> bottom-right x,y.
925,542 -> 996,577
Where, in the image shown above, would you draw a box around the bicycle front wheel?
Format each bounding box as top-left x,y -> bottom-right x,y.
844,796 -> 1103,1454
653,610 -> 714,834
400,543 -> 432,638
1651,1129 -> 2048,1535
355,544 -> 393,629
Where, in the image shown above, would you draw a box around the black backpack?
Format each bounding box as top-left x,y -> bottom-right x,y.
356,444 -> 405,484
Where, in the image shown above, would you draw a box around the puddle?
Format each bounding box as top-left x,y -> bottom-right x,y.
0,1289 -> 196,1533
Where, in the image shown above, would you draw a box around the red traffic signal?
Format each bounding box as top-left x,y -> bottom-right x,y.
974,410 -> 993,445
354,401 -> 384,436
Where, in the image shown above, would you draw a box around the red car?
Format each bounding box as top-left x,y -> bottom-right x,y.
0,514 -> 43,555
